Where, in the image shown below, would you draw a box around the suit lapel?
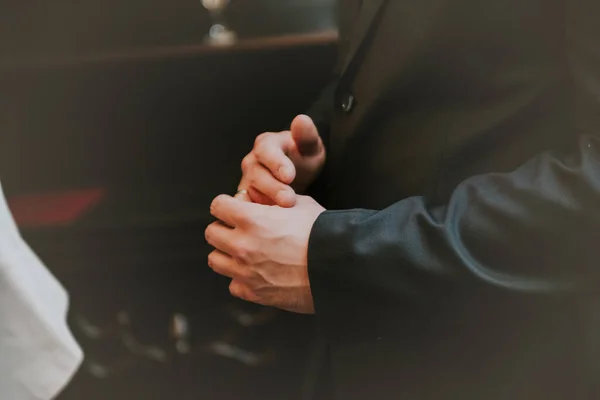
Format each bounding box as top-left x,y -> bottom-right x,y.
339,0 -> 387,75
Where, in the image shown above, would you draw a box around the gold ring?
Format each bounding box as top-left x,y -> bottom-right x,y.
235,189 -> 248,197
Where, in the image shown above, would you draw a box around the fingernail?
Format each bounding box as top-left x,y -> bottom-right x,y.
278,166 -> 293,182
276,189 -> 295,206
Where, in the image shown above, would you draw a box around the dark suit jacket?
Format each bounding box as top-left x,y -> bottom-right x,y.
306,0 -> 600,399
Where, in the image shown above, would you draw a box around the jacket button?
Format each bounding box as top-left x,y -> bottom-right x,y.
340,93 -> 355,113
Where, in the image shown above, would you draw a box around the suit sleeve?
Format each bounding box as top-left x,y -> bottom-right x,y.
307,2 -> 600,320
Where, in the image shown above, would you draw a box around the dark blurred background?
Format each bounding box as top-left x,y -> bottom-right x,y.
0,1 -> 338,398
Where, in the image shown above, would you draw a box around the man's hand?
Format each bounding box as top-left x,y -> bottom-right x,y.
205,194 -> 325,314
238,115 -> 326,208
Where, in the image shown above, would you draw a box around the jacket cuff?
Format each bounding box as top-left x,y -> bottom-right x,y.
307,209 -> 377,340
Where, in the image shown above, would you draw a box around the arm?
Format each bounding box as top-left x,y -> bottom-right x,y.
0,182 -> 83,399
307,1 -> 600,321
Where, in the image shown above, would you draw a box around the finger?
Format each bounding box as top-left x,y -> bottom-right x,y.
237,156 -> 254,203
290,114 -> 322,156
245,163 -> 296,207
204,221 -> 239,255
240,153 -> 294,206
205,220 -> 259,265
254,133 -> 296,184
208,250 -> 246,280
248,186 -> 276,205
210,194 -> 261,228
238,174 -> 274,205
229,280 -> 260,303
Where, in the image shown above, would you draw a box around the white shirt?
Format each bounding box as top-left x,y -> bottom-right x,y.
0,182 -> 83,399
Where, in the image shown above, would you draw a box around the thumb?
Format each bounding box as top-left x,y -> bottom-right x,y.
290,114 -> 322,157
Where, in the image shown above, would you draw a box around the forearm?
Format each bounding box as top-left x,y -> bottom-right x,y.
0,182 -> 83,399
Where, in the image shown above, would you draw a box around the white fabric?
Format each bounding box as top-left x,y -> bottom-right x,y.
0,182 -> 83,399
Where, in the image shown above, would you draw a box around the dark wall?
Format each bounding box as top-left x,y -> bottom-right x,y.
1,43 -> 336,195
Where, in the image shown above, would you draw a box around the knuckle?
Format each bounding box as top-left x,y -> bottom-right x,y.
235,249 -> 251,265
233,241 -> 255,264
237,267 -> 253,282
229,281 -> 245,299
253,142 -> 268,160
207,252 -> 215,269
254,132 -> 271,148
209,195 -> 225,214
254,134 -> 283,161
214,194 -> 228,203
236,211 -> 253,227
204,225 -> 213,243
240,154 -> 255,173
209,198 -> 218,212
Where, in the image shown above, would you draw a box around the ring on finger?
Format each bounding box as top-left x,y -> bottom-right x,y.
235,189 -> 248,198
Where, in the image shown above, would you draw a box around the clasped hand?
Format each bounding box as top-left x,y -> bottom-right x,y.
205,115 -> 326,314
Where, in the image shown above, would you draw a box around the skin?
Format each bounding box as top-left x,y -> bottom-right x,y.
237,114 -> 326,206
205,115 -> 327,313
